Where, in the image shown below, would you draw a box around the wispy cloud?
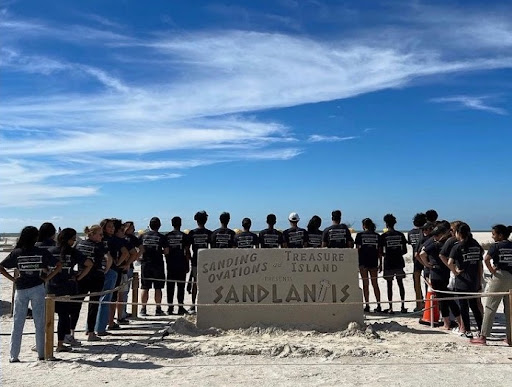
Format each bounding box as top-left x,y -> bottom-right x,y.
308,135 -> 358,143
1,4 -> 512,208
430,95 -> 508,115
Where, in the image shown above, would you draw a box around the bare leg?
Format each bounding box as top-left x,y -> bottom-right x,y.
359,267 -> 370,309
369,268 -> 381,308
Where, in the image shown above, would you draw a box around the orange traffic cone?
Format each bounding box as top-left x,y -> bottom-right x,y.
419,290 -> 441,327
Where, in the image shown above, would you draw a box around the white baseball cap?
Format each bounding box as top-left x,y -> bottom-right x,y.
288,212 -> 300,222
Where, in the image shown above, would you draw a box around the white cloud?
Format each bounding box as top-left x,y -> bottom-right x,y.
430,95 -> 507,115
308,135 -> 358,143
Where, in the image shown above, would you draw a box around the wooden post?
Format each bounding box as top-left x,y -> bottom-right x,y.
9,282 -> 15,317
45,295 -> 55,360
132,272 -> 139,318
508,289 -> 512,346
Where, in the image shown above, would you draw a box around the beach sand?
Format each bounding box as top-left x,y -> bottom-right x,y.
1,232 -> 511,386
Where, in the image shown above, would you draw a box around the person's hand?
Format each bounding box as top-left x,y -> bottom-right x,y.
455,268 -> 464,276
490,266 -> 498,275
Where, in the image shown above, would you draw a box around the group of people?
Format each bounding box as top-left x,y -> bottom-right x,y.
0,209 -> 510,362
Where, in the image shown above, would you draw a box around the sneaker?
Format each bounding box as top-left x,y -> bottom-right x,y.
140,308 -> 147,316
463,331 -> 474,339
177,307 -> 188,315
96,331 -> 111,337
108,322 -> 121,330
56,345 -> 72,353
400,307 -> 408,314
117,318 -> 130,325
167,307 -> 175,315
155,308 -> 165,316
64,335 -> 82,347
87,333 -> 102,342
188,306 -> 196,315
373,306 -> 382,313
9,358 -> 20,363
363,305 -> 370,313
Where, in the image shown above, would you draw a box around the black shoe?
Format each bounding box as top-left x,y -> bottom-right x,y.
177,307 -> 188,315
117,318 -> 130,325
363,305 -> 370,313
167,307 -> 174,315
373,306 -> 382,313
188,306 -> 196,315
155,308 -> 165,316
140,308 -> 147,316
9,358 -> 20,363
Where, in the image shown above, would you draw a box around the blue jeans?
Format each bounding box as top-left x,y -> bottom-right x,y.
94,269 -> 118,333
11,283 -> 46,360
120,268 -> 133,319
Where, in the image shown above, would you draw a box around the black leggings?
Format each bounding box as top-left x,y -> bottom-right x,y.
70,274 -> 104,333
457,293 -> 483,332
166,267 -> 186,306
55,301 -> 71,341
431,278 -> 460,318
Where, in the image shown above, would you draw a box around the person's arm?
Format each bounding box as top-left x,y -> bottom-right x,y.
484,253 -> 496,275
0,265 -> 16,282
75,259 -> 93,281
447,258 -> 459,275
419,249 -> 433,269
45,261 -> 62,282
104,252 -> 113,273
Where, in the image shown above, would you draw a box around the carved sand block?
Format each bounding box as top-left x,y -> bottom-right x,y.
197,248 -> 363,331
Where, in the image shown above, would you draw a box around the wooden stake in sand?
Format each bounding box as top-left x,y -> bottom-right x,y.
508,289 -> 512,345
45,294 -> 55,360
132,272 -> 139,318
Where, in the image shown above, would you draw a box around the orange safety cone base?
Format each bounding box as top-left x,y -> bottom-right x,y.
419,290 -> 441,327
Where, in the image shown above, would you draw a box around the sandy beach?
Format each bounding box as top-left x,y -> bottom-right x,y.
1,232 -> 511,386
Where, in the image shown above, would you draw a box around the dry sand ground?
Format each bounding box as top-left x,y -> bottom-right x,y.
1,232 -> 511,386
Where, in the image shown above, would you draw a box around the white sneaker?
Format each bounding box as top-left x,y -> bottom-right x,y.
64,335 -> 82,346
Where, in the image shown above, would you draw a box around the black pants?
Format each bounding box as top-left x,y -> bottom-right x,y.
166,266 -> 186,306
457,292 -> 483,331
431,278 -> 460,318
71,273 -> 104,332
55,301 -> 71,341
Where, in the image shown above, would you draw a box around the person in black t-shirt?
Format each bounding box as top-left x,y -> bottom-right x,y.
355,218 -> 382,313
0,226 -> 61,362
322,210 -> 354,248
283,212 -> 307,248
408,213 -> 426,312
235,218 -> 259,248
380,214 -> 408,314
425,209 -> 438,224
420,223 -> 462,330
187,211 -> 212,313
139,217 -> 169,316
165,216 -> 191,315
75,224 -> 112,342
471,224 -> 512,346
306,215 -> 323,248
447,223 -> 483,337
417,221 -> 435,295
119,221 -> 142,322
48,228 -> 92,352
259,214 -> 283,248
211,212 -> 236,248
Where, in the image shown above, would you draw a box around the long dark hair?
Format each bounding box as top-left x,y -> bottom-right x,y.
57,228 -> 77,261
492,224 -> 512,240
16,226 -> 39,250
362,218 -> 376,232
38,222 -> 56,242
308,215 -> 322,232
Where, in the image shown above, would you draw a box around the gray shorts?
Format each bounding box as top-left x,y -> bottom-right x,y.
384,268 -> 406,280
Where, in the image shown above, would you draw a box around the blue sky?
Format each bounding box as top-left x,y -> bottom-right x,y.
1,0 -> 511,233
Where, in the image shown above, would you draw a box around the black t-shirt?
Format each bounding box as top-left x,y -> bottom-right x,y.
322,224 -> 354,248
407,229 -> 422,250
307,230 -> 323,248
1,247 -> 54,290
188,228 -> 212,267
108,235 -> 128,269
355,231 -> 380,265
380,230 -> 407,270
140,230 -> 167,265
283,227 -> 307,248
124,233 -> 142,250
440,236 -> 458,258
487,240 -> 512,274
423,237 -> 450,281
35,239 -> 56,251
235,231 -> 259,248
47,245 -> 86,295
449,238 -> 483,290
210,228 -> 236,248
76,239 -> 108,273
416,234 -> 432,254
165,230 -> 190,270
259,228 -> 283,248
